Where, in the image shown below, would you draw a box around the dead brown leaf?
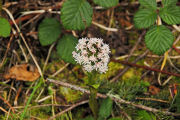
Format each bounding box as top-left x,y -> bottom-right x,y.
3,64 -> 40,82
149,85 -> 160,95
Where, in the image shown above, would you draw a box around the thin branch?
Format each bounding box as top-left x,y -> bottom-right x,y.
92,21 -> 118,32
110,50 -> 149,83
48,100 -> 89,120
0,34 -> 14,68
43,42 -> 56,72
47,78 -> 180,117
126,30 -> 146,61
111,59 -> 180,77
3,7 -> 43,77
0,95 -> 15,113
51,63 -> 69,77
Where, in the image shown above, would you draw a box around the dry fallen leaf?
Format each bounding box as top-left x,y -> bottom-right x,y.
149,85 -> 160,95
3,64 -> 40,82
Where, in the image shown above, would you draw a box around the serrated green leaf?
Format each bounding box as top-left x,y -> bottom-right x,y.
38,18 -> 61,46
61,0 -> 93,30
93,0 -> 118,8
134,9 -> 157,29
0,17 -> 11,37
108,118 -> 123,120
145,25 -> 174,55
136,110 -> 156,120
57,35 -> 78,64
162,0 -> 177,7
159,6 -> 180,25
99,97 -> 113,119
139,0 -> 157,10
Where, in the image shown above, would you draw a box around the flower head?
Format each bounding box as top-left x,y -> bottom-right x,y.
72,38 -> 110,73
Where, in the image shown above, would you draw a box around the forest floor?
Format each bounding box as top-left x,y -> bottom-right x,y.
0,0 -> 180,120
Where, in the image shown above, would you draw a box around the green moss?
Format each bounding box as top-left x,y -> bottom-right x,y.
59,86 -> 82,103
99,61 -> 124,80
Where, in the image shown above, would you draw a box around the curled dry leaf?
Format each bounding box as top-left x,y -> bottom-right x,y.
3,64 -> 40,82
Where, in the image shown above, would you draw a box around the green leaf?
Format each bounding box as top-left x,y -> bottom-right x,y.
136,110 -> 156,120
134,9 -> 157,29
38,18 -> 61,46
159,6 -> 180,25
89,87 -> 98,119
162,0 -> 177,7
93,0 -> 118,8
0,17 -> 11,37
99,97 -> 113,119
108,118 -> 123,120
57,35 -> 78,64
139,0 -> 157,10
145,25 -> 174,55
61,0 -> 93,30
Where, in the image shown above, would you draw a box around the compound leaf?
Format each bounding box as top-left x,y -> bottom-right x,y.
145,25 -> 174,55
162,0 -> 177,7
93,0 -> 118,8
61,0 -> 93,30
38,18 -> 61,46
0,17 -> 11,37
139,0 -> 157,10
57,35 -> 78,64
136,110 -> 156,120
159,6 -> 180,25
134,9 -> 157,29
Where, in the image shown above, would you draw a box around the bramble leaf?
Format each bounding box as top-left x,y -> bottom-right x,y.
57,35 -> 78,64
159,6 -> 180,25
93,0 -> 118,8
162,0 -> 177,8
61,0 -> 93,30
136,110 -> 156,120
38,18 -> 61,46
134,9 -> 157,29
0,17 -> 11,37
139,0 -> 157,10
145,25 -> 174,55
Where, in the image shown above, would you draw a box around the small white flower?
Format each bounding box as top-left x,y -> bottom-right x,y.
72,38 -> 110,73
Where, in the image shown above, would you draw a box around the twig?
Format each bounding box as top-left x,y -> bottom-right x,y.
0,34 -> 14,68
13,104 -> 70,109
116,54 -> 180,59
92,21 -> 118,32
3,7 -> 43,77
111,59 -> 180,77
141,58 -> 163,79
16,38 -> 28,62
0,95 -> 15,113
126,30 -> 146,61
162,76 -> 173,86
136,97 -> 169,103
110,50 -> 149,83
43,42 -> 56,72
173,25 -> 180,32
21,9 -> 60,16
48,100 -> 89,120
51,63 -> 69,77
47,78 -> 180,116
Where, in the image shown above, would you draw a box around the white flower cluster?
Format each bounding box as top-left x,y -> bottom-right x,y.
72,38 -> 110,73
